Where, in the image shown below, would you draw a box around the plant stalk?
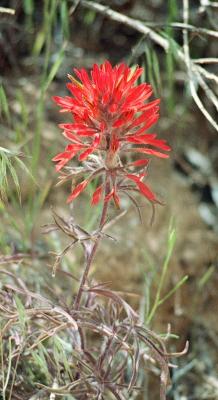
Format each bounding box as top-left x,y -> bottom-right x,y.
73,180 -> 110,310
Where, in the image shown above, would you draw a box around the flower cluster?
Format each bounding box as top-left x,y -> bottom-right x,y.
53,61 -> 170,206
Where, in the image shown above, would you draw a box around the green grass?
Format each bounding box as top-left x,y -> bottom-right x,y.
140,220 -> 188,325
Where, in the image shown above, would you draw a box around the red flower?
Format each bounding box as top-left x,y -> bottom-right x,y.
53,61 -> 171,206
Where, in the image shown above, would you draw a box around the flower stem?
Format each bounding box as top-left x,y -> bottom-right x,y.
74,180 -> 110,310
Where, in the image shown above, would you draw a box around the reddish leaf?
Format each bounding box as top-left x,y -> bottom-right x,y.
104,188 -> 114,203
79,134 -> 101,161
127,174 -> 157,202
133,148 -> 170,158
53,96 -> 75,110
67,180 -> 89,203
129,159 -> 149,167
91,184 -> 103,205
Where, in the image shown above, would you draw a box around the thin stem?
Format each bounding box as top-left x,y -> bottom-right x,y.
73,179 -> 110,310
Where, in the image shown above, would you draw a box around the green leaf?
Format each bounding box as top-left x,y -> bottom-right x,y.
146,220 -> 180,324
198,265 -> 215,289
60,0 -> 70,39
152,50 -> 162,94
32,30 -> 46,56
23,0 -> 34,15
84,10 -> 96,25
8,159 -> 21,203
32,347 -> 50,381
0,148 -> 34,203
0,85 -> 10,121
43,47 -> 65,92
14,295 -> 27,333
145,45 -> 156,92
14,156 -> 37,186
158,275 -> 189,306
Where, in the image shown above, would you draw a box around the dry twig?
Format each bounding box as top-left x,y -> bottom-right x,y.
182,0 -> 218,131
0,7 -> 15,15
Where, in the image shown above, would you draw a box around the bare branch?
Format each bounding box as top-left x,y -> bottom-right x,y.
183,0 -> 218,132
200,0 -> 218,8
69,0 -> 81,14
137,21 -> 218,38
169,22 -> 218,38
193,58 -> 218,64
0,7 -> 15,15
197,65 -> 218,85
196,71 -> 218,111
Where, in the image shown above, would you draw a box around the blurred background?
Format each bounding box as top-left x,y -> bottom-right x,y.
0,1 -> 218,399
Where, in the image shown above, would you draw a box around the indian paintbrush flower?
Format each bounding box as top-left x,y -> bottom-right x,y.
53,61 -> 170,207
49,62 -> 185,400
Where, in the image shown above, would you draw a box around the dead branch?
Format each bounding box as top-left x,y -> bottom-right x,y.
183,0 -> 218,131
0,7 -> 15,15
193,58 -> 218,64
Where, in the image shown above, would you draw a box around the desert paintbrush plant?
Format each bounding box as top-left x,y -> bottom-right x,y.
50,60 -> 186,399
0,61 -> 188,400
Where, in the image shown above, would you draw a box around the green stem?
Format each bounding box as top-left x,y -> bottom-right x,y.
146,231 -> 175,324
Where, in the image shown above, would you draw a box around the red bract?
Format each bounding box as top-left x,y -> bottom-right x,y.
53,61 -> 171,206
